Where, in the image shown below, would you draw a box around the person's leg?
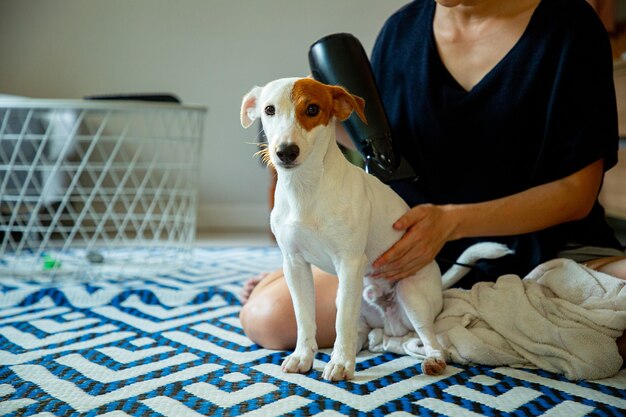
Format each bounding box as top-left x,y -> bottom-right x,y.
239,267 -> 339,350
240,256 -> 626,360
591,257 -> 626,279
586,257 -> 626,363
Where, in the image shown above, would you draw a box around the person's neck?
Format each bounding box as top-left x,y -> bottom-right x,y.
434,0 -> 540,40
436,0 -> 540,26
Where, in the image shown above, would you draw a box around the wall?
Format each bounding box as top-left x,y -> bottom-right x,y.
0,0 -> 407,232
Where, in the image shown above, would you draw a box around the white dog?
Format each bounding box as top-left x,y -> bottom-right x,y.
240,77 -> 511,381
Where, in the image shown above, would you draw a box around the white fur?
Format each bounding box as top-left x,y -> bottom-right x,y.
241,77 -> 512,381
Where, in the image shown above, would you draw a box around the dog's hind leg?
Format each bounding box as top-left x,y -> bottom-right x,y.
412,322 -> 446,376
395,275 -> 447,376
281,256 -> 318,374
401,305 -> 446,375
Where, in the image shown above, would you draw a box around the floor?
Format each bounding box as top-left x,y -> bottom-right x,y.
6,244 -> 624,416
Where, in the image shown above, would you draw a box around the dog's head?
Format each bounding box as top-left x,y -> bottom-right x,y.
241,77 -> 366,170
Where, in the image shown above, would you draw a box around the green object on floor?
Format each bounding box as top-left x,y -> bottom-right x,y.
43,255 -> 61,270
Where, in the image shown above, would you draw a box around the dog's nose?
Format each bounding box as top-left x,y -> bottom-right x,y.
276,144 -> 300,164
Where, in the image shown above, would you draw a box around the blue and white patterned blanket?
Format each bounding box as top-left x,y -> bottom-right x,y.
1,246 -> 625,416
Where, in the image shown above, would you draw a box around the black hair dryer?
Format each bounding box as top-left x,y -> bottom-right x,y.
308,33 -> 417,183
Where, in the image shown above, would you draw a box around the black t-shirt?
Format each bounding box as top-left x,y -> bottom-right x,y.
371,0 -> 623,287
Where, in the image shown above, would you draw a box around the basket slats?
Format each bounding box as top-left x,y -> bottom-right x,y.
0,101 -> 205,278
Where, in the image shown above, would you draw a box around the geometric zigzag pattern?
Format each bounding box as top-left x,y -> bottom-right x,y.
1,246 -> 625,417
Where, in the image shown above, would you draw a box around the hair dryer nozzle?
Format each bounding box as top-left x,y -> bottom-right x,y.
308,33 -> 416,183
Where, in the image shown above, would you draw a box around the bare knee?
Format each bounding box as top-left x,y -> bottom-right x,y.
239,291 -> 297,350
597,258 -> 626,280
238,267 -> 339,350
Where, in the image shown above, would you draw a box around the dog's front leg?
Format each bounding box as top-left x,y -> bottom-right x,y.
281,255 -> 318,374
322,256 -> 367,381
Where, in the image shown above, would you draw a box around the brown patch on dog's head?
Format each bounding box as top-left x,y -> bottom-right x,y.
291,78 -> 367,132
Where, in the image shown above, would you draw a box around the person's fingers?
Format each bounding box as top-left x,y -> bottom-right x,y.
372,204 -> 448,280
374,256 -> 430,281
372,234 -> 412,269
392,205 -> 427,230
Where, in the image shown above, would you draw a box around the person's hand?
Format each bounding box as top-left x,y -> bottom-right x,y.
371,204 -> 457,281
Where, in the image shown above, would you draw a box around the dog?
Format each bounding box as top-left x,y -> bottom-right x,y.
240,77 -> 511,381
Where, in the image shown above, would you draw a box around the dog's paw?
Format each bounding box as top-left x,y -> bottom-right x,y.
322,355 -> 355,381
322,362 -> 354,381
281,351 -> 314,374
421,352 -> 446,376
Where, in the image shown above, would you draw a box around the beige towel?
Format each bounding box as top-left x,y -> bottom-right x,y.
367,259 -> 626,380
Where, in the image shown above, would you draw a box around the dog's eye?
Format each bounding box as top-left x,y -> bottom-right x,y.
264,105 -> 275,116
305,104 -> 319,117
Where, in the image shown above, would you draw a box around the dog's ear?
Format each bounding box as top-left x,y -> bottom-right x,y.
240,86 -> 263,128
330,86 -> 367,124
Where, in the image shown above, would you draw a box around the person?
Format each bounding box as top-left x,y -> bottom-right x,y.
239,0 -> 626,361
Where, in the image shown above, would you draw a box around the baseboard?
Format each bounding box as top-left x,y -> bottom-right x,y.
196,202 -> 270,231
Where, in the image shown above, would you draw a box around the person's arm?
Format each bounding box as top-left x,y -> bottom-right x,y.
371,158 -> 605,281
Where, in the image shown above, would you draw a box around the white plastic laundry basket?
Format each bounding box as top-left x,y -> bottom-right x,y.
0,98 -> 206,278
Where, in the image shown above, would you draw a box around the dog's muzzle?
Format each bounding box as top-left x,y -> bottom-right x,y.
276,144 -> 300,167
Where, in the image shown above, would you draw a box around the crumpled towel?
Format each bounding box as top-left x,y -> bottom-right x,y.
367,258 -> 626,380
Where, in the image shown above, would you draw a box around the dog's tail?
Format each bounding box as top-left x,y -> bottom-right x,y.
441,242 -> 513,289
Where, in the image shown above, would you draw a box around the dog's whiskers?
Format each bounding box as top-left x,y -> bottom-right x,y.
244,130 -> 274,167
254,145 -> 273,167
244,129 -> 267,145
246,141 -> 273,167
